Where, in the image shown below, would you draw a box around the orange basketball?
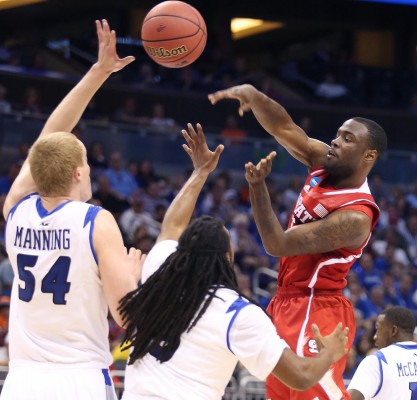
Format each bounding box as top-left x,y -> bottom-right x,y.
141,1 -> 207,68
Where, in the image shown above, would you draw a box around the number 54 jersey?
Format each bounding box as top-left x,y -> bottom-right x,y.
5,194 -> 112,368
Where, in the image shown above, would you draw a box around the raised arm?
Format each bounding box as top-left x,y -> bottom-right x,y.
272,323 -> 348,390
157,123 -> 224,242
3,19 -> 134,219
245,152 -> 372,257
209,84 -> 329,169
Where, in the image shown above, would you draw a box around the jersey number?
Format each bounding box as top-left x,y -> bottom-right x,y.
17,254 -> 71,305
409,382 -> 417,400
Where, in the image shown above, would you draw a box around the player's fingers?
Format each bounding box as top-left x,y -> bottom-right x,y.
186,123 -> 198,140
128,247 -> 140,258
109,30 -> 116,49
181,127 -> 192,140
96,20 -> 103,41
101,20 -> 111,43
208,92 -> 223,105
182,144 -> 192,156
195,123 -> 204,139
181,129 -> 194,148
267,151 -> 277,160
119,56 -> 136,67
333,322 -> 343,334
311,323 -> 321,338
213,144 -> 224,157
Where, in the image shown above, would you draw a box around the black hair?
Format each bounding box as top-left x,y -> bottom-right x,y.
352,117 -> 387,159
381,306 -> 416,336
118,215 -> 253,364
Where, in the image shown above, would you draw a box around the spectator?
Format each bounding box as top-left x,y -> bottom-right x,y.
355,252 -> 383,292
0,161 -> 22,195
149,102 -> 179,131
135,159 -> 160,189
0,84 -> 11,114
0,258 -> 13,296
315,73 -> 348,101
87,141 -> 108,181
118,193 -> 161,243
0,295 -> 10,366
22,87 -> 43,117
112,96 -> 149,125
104,151 -> 138,200
92,174 -> 129,219
220,114 -> 247,144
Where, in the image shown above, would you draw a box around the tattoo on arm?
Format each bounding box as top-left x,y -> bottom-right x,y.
293,211 -> 369,254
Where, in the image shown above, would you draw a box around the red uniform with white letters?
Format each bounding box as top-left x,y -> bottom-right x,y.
266,167 -> 379,400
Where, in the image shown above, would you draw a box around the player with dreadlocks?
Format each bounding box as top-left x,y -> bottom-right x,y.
119,123 -> 349,400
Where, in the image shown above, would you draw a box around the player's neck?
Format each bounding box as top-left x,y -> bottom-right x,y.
324,174 -> 367,190
39,195 -> 72,212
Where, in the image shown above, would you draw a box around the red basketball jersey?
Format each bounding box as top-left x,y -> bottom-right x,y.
278,167 -> 379,290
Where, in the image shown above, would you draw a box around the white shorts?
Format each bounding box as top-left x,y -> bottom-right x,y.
0,364 -> 117,400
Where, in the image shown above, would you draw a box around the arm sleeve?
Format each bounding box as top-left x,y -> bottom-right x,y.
347,355 -> 381,400
228,304 -> 289,380
141,240 -> 178,283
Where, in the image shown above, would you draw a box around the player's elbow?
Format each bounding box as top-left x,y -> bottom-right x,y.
262,238 -> 284,257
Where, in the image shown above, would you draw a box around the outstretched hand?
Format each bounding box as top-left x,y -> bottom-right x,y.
312,322 -> 349,364
245,151 -> 276,185
95,19 -> 135,74
208,84 -> 257,117
182,123 -> 224,174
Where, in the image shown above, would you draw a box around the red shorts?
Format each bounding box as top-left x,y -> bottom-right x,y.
266,287 -> 355,400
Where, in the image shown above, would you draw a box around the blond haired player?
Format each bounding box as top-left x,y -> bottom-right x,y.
1,20 -> 144,400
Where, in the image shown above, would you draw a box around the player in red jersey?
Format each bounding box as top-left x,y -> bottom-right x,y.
209,84 -> 387,400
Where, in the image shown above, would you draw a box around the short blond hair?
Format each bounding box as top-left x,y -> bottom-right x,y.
29,132 -> 84,196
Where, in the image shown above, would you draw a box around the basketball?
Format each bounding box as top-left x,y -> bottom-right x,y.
141,1 -> 207,68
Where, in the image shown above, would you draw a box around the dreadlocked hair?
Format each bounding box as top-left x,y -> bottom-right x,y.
119,215 -> 245,365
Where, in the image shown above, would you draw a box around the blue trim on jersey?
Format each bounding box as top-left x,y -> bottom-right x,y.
393,343 -> 417,350
36,197 -> 71,218
101,369 -> 112,386
226,297 -> 250,354
7,192 -> 37,220
6,193 -> 38,246
83,205 -> 102,265
373,350 -> 387,397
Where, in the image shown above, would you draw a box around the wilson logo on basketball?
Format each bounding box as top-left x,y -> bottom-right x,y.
146,45 -> 188,58
156,24 -> 166,32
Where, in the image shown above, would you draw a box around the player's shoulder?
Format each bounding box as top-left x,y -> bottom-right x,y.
216,290 -> 266,321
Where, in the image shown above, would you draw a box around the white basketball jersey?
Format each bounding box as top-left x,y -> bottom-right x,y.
5,194 -> 112,367
123,240 -> 288,400
348,341 -> 417,400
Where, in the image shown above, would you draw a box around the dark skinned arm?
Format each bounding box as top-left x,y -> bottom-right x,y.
272,323 -> 349,390
209,84 -> 330,169
246,152 -> 371,257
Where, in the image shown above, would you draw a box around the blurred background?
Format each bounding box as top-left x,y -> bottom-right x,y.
0,0 -> 417,397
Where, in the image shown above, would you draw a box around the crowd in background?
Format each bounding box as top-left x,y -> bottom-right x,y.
1,29 -> 417,388
0,133 -> 415,384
